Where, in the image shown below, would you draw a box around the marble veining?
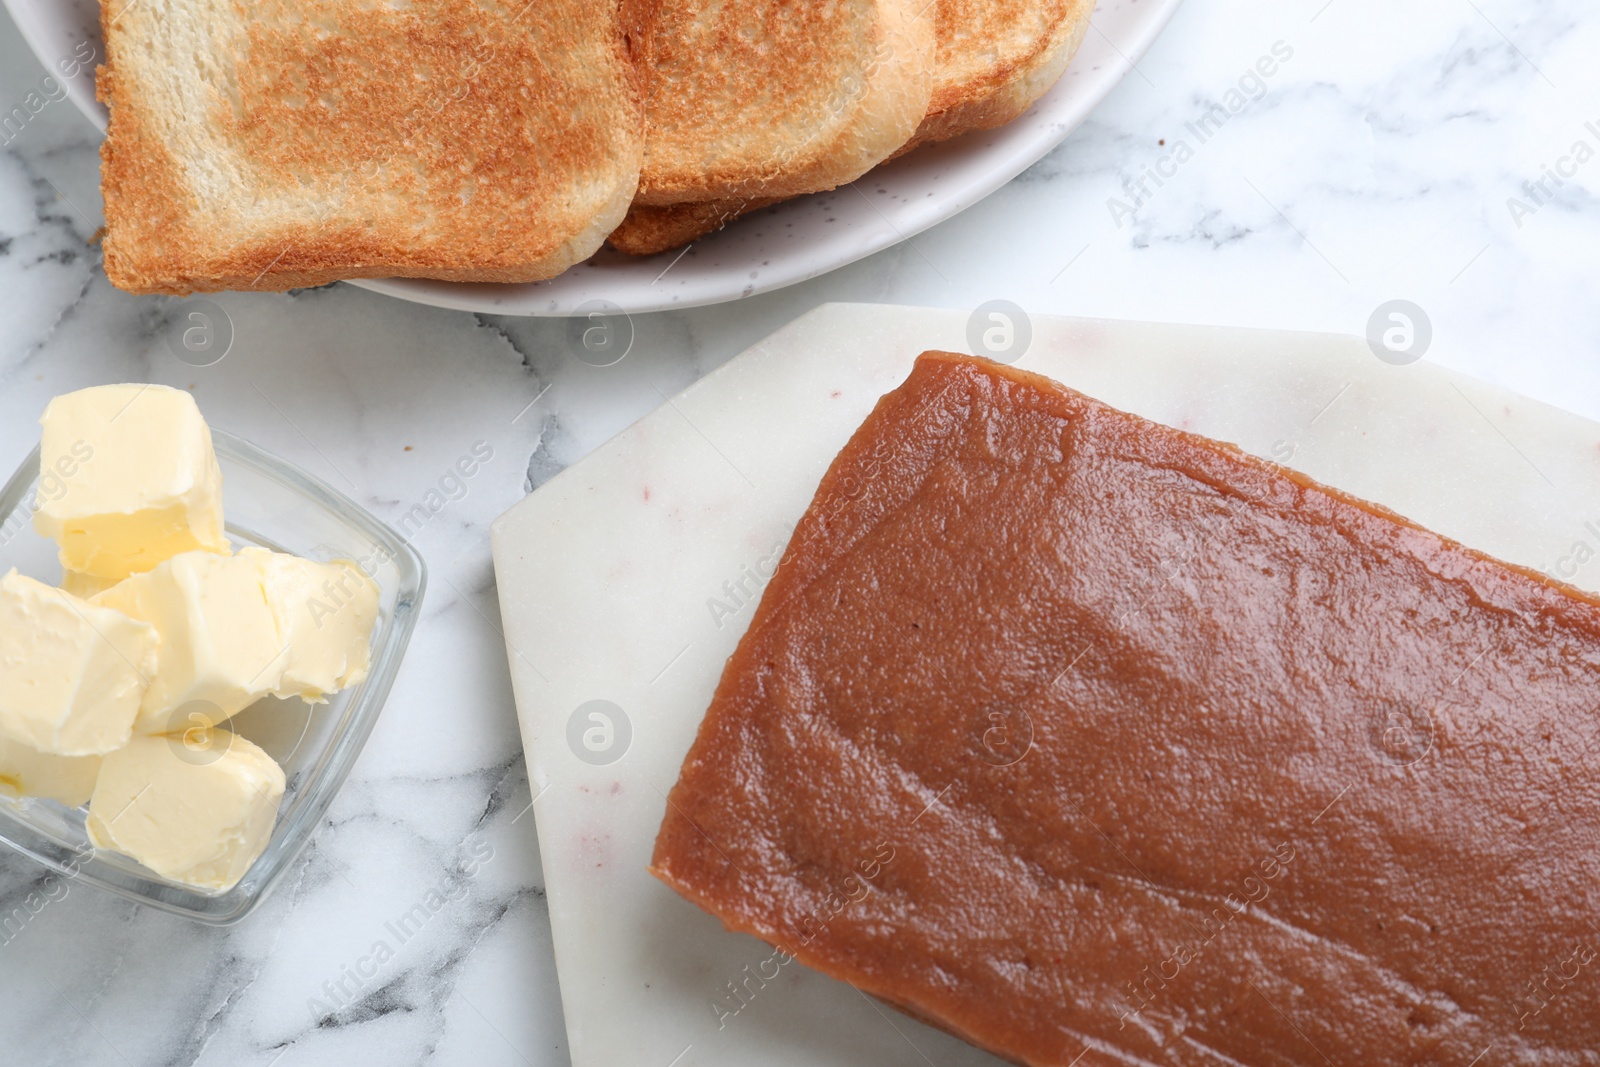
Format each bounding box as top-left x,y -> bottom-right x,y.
2,0 -> 1599,1064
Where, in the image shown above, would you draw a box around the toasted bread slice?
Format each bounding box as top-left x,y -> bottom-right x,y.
632,0 -> 935,208
907,0 -> 1095,152
607,197 -> 781,256
100,0 -> 652,294
610,0 -> 1094,256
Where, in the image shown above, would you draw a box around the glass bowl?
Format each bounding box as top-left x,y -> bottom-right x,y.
0,429 -> 425,924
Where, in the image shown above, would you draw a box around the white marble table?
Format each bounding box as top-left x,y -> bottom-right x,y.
0,1 -> 1596,1064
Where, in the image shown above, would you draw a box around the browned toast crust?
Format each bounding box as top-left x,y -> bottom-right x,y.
606,196 -> 780,257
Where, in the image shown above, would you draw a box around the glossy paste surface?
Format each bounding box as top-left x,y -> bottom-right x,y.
653,351 -> 1600,1066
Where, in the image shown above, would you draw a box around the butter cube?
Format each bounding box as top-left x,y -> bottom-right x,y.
60,570 -> 117,600
34,384 -> 228,581
0,570 -> 158,755
86,732 -> 284,890
93,552 -> 287,732
0,737 -> 101,807
246,549 -> 379,701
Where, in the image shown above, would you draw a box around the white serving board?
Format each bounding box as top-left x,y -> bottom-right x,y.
490,304 -> 1600,1067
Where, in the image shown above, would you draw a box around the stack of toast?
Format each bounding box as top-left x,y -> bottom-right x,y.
98,0 -> 1095,294
610,0 -> 1096,255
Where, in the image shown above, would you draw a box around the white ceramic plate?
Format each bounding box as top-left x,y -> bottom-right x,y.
4,0 -> 1181,315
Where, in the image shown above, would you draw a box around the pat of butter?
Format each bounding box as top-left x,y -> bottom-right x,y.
60,570 -> 117,600
93,552 -> 287,732
246,549 -> 379,702
0,736 -> 101,807
0,569 -> 158,755
86,731 -> 284,890
33,384 -> 228,582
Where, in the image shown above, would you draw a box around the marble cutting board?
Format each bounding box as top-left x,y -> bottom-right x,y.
490,303 -> 1600,1067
